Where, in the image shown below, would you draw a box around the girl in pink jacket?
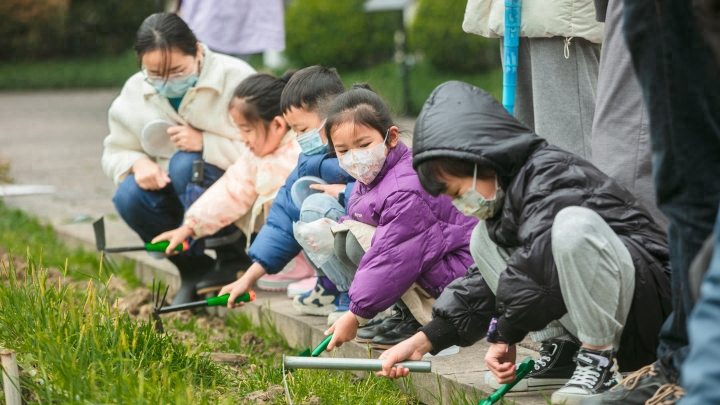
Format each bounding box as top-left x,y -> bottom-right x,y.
154,72 -> 313,298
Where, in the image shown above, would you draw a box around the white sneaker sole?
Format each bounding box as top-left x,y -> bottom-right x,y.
487,376 -> 569,392
292,299 -> 337,316
550,391 -> 600,405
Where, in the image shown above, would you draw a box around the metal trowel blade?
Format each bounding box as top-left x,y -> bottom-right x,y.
92,217 -> 106,251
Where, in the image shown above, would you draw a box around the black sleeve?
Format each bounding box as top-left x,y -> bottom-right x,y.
419,265 -> 500,354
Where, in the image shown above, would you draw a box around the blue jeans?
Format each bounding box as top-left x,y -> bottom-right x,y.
680,208 -> 720,404
623,0 -> 720,376
299,193 -> 356,292
112,151 -> 231,256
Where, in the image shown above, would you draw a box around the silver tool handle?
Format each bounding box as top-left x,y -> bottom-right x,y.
283,356 -> 432,372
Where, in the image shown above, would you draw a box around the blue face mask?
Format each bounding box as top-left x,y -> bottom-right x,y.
296,119 -> 327,155
151,73 -> 198,99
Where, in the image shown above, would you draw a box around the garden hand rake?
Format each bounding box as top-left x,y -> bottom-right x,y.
93,216 -> 189,254
150,279 -> 256,333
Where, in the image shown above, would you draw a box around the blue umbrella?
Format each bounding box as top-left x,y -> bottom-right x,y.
503,0 -> 522,114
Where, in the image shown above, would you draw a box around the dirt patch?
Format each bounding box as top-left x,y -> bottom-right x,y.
112,287 -> 152,316
301,396 -> 322,405
244,385 -> 285,404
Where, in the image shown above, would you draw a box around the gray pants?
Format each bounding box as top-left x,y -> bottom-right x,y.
591,0 -> 667,229
471,206 -> 635,347
502,36 -> 600,160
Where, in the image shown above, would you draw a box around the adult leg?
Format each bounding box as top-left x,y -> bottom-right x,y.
623,0 -> 720,381
528,37 -> 599,160
551,207 -> 633,403
591,0 -> 667,229
112,174 -> 214,304
679,207 -> 720,404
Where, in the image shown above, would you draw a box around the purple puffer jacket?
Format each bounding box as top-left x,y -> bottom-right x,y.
341,142 -> 478,319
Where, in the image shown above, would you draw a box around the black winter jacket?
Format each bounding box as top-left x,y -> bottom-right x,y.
413,82 -> 672,371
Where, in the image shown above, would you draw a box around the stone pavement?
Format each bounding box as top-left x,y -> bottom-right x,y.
0,90 -> 550,405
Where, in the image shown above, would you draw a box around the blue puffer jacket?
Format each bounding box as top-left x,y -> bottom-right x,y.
248,152 -> 355,274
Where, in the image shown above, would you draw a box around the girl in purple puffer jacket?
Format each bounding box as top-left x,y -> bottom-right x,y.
316,84 -> 478,351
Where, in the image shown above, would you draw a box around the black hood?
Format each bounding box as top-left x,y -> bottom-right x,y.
412,81 -> 547,182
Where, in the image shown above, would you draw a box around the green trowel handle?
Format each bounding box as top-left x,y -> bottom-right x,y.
144,240 -> 188,252
206,292 -> 255,307
482,357 -> 535,405
311,334 -> 334,357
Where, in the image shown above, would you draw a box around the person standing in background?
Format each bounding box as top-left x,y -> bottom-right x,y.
178,0 -> 285,63
463,0 -> 603,160
590,0 -> 667,229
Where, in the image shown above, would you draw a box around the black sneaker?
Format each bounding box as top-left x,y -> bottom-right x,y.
488,338 -> 579,391
551,347 -> 620,405
579,361 -> 681,405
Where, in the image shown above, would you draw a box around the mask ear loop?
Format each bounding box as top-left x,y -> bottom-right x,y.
472,163 -> 478,191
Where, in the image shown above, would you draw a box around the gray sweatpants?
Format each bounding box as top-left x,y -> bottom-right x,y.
591,0 -> 668,229
501,36 -> 600,160
471,206 -> 635,347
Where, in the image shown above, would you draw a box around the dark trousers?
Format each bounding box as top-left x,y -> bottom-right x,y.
623,0 -> 720,377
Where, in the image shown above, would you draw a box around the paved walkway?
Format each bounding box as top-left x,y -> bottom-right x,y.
0,90 -> 548,405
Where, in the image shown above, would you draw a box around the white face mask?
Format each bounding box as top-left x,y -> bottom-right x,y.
451,164 -> 505,220
338,129 -> 389,185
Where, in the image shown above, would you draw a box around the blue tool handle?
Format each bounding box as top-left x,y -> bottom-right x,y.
503,0 -> 522,115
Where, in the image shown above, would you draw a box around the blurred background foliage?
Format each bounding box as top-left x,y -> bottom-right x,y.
0,0 -> 155,61
0,0 -> 501,115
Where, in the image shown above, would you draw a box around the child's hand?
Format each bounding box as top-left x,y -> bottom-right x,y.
152,225 -> 194,254
309,184 -> 346,199
325,311 -> 359,350
485,343 -> 517,384
218,277 -> 252,308
376,332 -> 433,379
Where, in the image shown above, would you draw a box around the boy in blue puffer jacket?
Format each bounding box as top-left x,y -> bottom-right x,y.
220,66 -> 355,315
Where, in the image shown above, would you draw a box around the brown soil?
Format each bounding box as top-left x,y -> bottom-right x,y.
244,385 -> 285,404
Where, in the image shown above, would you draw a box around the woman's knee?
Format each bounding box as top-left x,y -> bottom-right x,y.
112,175 -> 144,218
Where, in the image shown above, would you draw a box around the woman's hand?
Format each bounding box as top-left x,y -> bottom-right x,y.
325,311 -> 359,351
309,184 -> 347,199
376,332 -> 433,379
168,125 -> 203,152
152,225 -> 194,254
485,343 -> 517,384
132,158 -> 171,190
218,262 -> 267,308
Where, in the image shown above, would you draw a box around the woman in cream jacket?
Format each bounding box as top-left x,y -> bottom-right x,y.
152,71 -> 313,300
102,12 -> 255,305
463,0 -> 604,160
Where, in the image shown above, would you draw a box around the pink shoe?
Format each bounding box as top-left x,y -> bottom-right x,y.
256,253 -> 315,291
287,276 -> 317,298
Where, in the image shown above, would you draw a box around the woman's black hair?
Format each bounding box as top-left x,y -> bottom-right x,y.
231,70 -> 297,127
324,83 -> 395,152
416,158 -> 496,197
280,66 -> 345,114
134,13 -> 198,78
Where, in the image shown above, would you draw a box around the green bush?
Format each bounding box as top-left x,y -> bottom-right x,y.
285,0 -> 397,69
409,0 -> 500,73
0,0 -> 156,61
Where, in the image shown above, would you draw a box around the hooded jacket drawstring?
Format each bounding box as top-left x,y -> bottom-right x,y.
564,37 -> 574,59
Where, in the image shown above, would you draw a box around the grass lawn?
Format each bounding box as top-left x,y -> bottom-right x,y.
0,52 -> 502,116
